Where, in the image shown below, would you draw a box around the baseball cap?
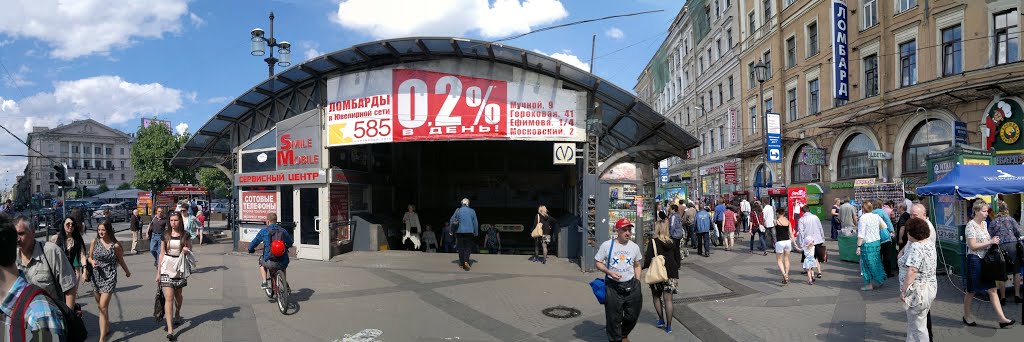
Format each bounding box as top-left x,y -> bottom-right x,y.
614,218 -> 634,230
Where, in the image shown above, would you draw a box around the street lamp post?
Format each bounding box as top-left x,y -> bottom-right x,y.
250,12 -> 292,78
752,60 -> 769,203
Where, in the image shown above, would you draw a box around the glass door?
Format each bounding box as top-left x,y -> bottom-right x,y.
294,186 -> 324,260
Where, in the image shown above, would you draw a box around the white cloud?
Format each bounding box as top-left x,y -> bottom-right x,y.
605,27 -> 624,39
2,65 -> 34,88
334,0 -> 568,39
0,77 -> 184,187
305,48 -> 323,61
175,122 -> 189,136
534,49 -> 589,71
0,39 -> 13,47
0,0 -> 190,59
207,96 -> 232,104
185,91 -> 198,103
300,41 -> 323,61
189,12 -> 206,28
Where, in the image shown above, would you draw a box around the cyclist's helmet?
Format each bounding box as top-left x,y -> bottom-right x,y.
270,240 -> 286,257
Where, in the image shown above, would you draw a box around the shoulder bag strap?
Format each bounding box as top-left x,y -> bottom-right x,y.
10,284 -> 47,342
605,239 -> 615,280
37,242 -> 61,293
651,239 -> 658,255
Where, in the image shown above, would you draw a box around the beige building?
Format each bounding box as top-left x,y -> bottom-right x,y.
23,119 -> 135,198
637,0 -> 748,202
735,0 -> 1024,203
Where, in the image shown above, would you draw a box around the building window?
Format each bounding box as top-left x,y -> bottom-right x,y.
50,185 -> 54,193
864,0 -> 878,28
72,146 -> 78,153
942,25 -> 962,76
763,0 -> 772,21
105,147 -> 112,155
784,0 -> 796,8
765,98 -> 774,114
48,144 -> 54,152
904,119 -> 951,174
864,54 -> 879,97
108,173 -> 113,180
725,0 -> 730,8
719,125 -> 726,150
763,51 -> 772,78
897,0 -> 916,14
709,129 -> 716,154
749,106 -> 758,132
995,9 -> 1020,65
786,36 -> 796,68
792,145 -> 821,183
94,147 -> 101,154
49,172 -> 53,180
120,161 -> 125,169
728,76 -> 734,99
787,88 -> 798,122
708,48 -> 713,63
808,79 -> 820,114
807,22 -> 819,56
748,62 -> 756,87
718,84 -> 724,105
839,133 -> 878,179
120,147 -> 125,155
106,161 -> 113,169
121,173 -> 125,181
900,40 -> 917,87
74,172 -> 79,180
715,0 -> 721,18
36,185 -> 40,192
708,90 -> 714,111
86,172 -> 91,179
749,11 -> 757,34
726,29 -> 733,49
716,38 -> 722,57
84,160 -> 91,169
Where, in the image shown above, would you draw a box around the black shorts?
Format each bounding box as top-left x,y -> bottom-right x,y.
814,243 -> 827,262
260,259 -> 283,271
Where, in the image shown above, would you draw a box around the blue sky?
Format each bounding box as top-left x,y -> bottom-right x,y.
0,0 -> 683,188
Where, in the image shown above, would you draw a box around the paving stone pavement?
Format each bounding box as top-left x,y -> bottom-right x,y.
44,229 -> 1023,341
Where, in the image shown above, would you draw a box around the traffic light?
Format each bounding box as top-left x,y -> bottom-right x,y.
53,163 -> 70,187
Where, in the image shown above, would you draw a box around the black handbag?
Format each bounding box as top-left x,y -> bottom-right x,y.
981,244 -> 1008,282
154,287 -> 165,322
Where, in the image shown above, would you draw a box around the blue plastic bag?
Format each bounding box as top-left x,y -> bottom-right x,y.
589,278 -> 607,304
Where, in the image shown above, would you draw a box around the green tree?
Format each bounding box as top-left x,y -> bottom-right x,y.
116,183 -> 132,190
131,123 -> 195,207
98,184 -> 110,193
198,167 -> 231,198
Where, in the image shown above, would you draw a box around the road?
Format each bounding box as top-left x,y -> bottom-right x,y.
33,230 -> 1024,341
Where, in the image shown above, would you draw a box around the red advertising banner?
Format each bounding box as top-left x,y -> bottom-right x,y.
392,69 -> 507,141
326,68 -> 582,146
787,186 -> 807,234
240,191 -> 278,222
330,184 -> 351,242
724,162 -> 737,184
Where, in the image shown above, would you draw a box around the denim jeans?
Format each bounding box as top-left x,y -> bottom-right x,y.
149,233 -> 162,267
696,232 -> 710,255
749,230 -> 767,251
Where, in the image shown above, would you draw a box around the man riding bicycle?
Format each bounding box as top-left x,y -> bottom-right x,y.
247,213 -> 294,288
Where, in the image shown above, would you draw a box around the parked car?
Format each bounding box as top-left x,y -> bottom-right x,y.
211,202 -> 229,215
118,200 -> 137,211
92,204 -> 128,223
83,200 -> 106,212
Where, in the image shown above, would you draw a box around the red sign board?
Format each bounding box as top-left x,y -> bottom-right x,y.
787,186 -> 807,234
235,170 -> 326,185
391,69 -> 507,141
767,188 -> 788,196
240,191 -> 277,222
724,162 -> 737,184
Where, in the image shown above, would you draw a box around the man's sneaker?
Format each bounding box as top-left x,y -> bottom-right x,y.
260,280 -> 268,289
665,326 -> 673,333
655,319 -> 665,328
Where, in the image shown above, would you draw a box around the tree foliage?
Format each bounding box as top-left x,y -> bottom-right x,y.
116,183 -> 132,190
98,184 -> 110,193
198,167 -> 231,198
131,123 -> 192,193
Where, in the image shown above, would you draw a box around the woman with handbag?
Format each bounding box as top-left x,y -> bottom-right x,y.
990,201 -> 1023,305
899,218 -> 937,341
643,211 -> 682,334
50,217 -> 87,288
531,205 -> 557,264
749,203 -> 768,255
962,201 -> 1015,328
156,211 -> 193,340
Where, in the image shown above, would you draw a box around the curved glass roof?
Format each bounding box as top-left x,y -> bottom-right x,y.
172,37 -> 698,168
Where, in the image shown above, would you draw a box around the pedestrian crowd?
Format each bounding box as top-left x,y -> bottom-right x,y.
594,194 -> 1022,342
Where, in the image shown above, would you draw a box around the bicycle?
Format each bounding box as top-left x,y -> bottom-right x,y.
263,263 -> 290,314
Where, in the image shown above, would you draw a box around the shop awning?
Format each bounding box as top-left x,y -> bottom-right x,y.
917,164 -> 1024,198
172,37 -> 698,169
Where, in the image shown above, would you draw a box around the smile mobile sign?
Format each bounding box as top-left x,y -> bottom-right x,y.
325,68 -> 584,146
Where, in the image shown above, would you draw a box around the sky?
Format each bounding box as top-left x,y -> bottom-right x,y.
0,0 -> 684,190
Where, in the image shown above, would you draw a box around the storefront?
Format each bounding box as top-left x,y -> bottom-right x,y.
173,38 -> 698,265
699,159 -> 739,203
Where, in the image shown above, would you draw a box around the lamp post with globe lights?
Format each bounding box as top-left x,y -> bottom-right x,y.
250,12 -> 292,78
752,60 -> 770,200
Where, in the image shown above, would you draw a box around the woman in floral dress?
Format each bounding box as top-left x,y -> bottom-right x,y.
89,220 -> 131,341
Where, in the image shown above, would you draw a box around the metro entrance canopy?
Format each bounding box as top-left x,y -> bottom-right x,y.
172,37 -> 698,169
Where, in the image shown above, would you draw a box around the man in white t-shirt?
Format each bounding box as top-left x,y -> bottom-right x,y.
595,218 -> 644,341
740,198 -> 751,233
763,202 -> 777,249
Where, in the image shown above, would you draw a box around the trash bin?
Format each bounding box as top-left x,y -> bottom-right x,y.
838,235 -> 858,262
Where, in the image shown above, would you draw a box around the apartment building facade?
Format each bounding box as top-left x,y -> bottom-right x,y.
736,0 -> 1024,201
22,119 -> 136,198
637,0 -> 748,203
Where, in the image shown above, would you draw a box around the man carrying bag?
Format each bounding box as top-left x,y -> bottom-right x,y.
595,219 -> 643,342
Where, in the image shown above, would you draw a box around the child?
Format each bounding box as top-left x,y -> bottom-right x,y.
800,241 -> 818,285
